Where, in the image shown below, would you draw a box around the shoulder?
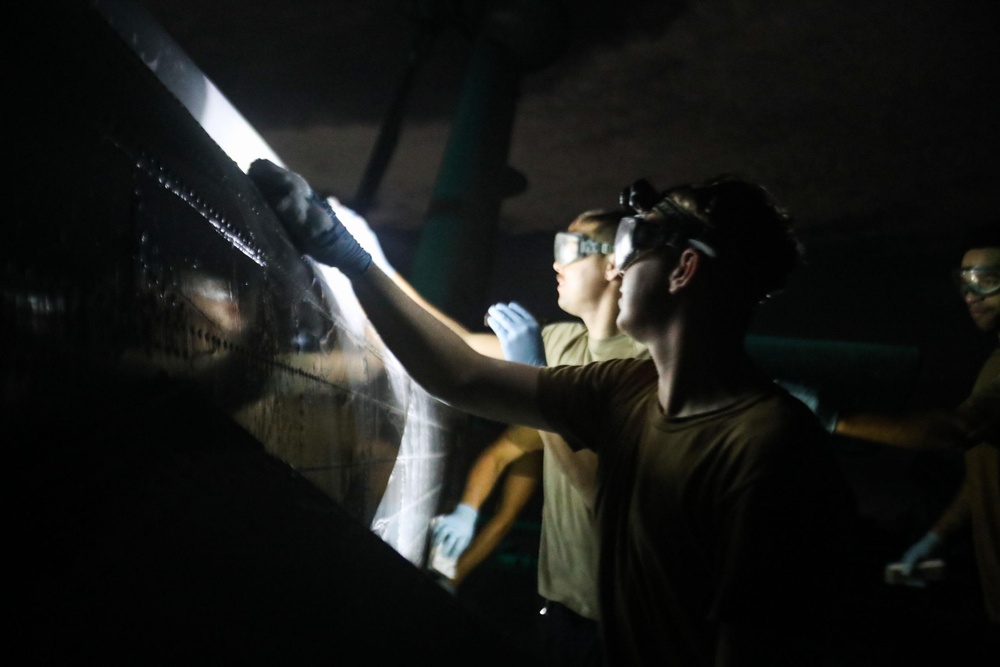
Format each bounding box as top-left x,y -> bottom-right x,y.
542,321 -> 588,362
971,346 -> 1000,397
542,321 -> 586,344
728,389 -> 830,463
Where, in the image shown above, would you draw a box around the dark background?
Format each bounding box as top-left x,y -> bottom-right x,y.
137,0 -> 999,234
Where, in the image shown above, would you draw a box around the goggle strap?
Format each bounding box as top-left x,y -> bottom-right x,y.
652,197 -> 718,257
689,238 -> 718,258
579,237 -> 614,256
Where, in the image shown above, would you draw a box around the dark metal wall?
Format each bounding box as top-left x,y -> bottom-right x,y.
6,1 -> 532,661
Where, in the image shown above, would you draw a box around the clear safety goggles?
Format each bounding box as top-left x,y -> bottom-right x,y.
952,266 -> 1000,297
554,231 -> 614,267
613,203 -> 717,275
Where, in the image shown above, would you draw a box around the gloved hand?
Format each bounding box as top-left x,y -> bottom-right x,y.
899,531 -> 943,577
431,503 -> 478,560
247,158 -> 372,277
775,379 -> 839,433
486,302 -> 546,366
334,200 -> 397,277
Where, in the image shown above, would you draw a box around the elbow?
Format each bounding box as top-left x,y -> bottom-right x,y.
415,350 -> 487,412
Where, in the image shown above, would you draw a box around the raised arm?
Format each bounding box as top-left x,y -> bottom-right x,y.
780,380 -> 999,451
389,273 -> 503,359
834,410 -> 973,450
248,158 -> 550,430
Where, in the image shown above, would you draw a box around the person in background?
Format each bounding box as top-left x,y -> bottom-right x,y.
432,209 -> 647,666
797,222 -> 999,640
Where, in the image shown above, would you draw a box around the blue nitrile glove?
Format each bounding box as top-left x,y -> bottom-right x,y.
248,158 -> 372,277
486,302 -> 546,366
900,531 -> 943,577
775,379 -> 839,433
431,503 -> 478,560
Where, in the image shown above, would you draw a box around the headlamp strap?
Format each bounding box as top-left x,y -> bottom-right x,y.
652,197 -> 718,258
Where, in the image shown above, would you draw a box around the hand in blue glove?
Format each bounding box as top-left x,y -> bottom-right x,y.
431,503 -> 479,560
899,531 -> 943,577
486,302 -> 546,366
248,158 -> 372,277
775,379 -> 839,433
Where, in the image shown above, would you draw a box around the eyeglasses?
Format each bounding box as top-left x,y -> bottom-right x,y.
554,232 -> 614,267
953,266 -> 1000,297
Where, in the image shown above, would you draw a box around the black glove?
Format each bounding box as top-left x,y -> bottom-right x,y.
248,159 -> 371,277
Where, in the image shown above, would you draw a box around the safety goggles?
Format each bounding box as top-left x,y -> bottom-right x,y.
613,200 -> 717,275
554,231 -> 614,267
952,266 -> 1000,297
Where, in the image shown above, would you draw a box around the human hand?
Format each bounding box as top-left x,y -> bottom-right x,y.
486,302 -> 546,366
248,158 -> 371,277
775,379 -> 839,433
899,531 -> 943,577
431,503 -> 478,560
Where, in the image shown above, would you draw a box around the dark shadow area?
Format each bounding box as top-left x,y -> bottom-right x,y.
10,354 -> 537,664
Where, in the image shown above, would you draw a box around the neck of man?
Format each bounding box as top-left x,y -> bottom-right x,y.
647,306 -> 766,419
578,288 -> 624,341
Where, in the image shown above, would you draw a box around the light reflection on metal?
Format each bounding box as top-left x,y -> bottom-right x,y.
94,0 -> 284,172
8,0 -> 458,569
133,152 -> 268,267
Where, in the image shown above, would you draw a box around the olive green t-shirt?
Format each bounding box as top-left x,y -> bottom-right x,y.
538,358 -> 856,665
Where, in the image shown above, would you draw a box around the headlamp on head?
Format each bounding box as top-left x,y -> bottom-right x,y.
614,179 -> 717,274
554,232 -> 614,267
953,266 -> 1000,297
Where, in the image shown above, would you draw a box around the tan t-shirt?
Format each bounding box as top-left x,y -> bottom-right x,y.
961,346 -> 999,623
538,358 -> 857,665
536,321 -> 647,620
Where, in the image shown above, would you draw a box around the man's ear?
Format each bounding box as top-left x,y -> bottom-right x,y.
605,257 -> 620,282
669,248 -> 700,293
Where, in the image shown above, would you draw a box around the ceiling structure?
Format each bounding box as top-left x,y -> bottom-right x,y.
137,0 -> 999,238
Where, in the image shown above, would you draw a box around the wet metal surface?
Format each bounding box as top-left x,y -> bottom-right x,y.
6,1 -> 457,564
5,2 -> 545,662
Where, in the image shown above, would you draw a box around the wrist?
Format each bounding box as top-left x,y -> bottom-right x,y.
923,531 -> 944,547
455,503 -> 478,522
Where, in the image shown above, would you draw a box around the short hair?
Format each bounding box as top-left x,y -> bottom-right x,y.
570,208 -> 630,245
663,174 -> 801,301
962,220 -> 1000,252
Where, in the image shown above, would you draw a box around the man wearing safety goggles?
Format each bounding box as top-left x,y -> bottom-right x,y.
436,209 -> 646,666
821,222 -> 1000,639
250,163 -> 857,666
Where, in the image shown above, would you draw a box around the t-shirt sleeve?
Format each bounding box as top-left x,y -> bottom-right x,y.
537,358 -> 652,452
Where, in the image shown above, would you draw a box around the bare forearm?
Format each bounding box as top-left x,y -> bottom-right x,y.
930,477 -> 971,539
461,451 -> 510,510
453,452 -> 541,586
389,272 -> 503,358
834,410 -> 967,450
461,428 -> 544,508
350,267 -> 549,429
